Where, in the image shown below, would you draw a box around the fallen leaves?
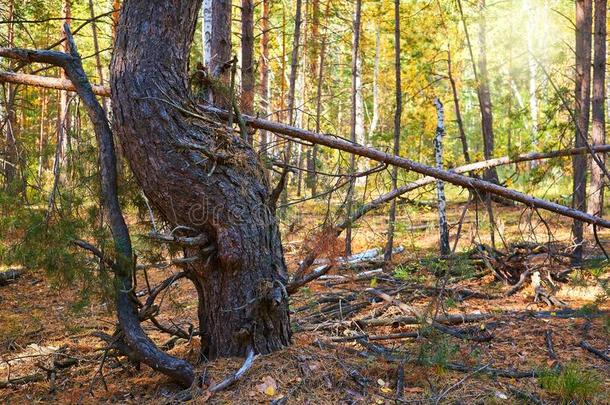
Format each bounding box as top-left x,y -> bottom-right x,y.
256,375 -> 278,397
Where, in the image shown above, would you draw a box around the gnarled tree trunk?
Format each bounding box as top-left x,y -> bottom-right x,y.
111,0 -> 290,360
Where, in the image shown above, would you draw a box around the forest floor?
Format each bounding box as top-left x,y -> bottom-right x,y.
1,202 -> 609,404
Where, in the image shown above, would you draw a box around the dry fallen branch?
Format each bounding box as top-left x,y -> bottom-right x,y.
287,265 -> 332,294
208,346 -> 256,392
330,332 -> 420,343
545,329 -> 557,361
578,340 -> 610,362
0,373 -> 46,389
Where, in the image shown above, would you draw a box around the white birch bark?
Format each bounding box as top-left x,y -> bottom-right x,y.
434,98 -> 450,256
202,0 -> 212,67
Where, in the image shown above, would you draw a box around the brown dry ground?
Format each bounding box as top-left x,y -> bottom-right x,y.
1,202 -> 609,404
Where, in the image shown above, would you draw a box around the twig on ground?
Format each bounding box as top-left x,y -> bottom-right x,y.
578,340 -> 610,362
208,346 -> 256,392
545,329 -> 557,360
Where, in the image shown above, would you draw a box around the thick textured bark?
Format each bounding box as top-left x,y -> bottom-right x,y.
573,0 -> 592,263
384,0 -> 401,261
111,0 -> 290,360
587,0 -> 606,222
241,0 -> 255,119
345,0 -> 362,256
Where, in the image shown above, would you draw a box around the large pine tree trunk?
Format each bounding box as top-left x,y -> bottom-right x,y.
111,0 -> 290,360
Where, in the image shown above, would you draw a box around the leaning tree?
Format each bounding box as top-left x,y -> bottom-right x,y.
110,0 -> 291,363
1,0 -> 291,387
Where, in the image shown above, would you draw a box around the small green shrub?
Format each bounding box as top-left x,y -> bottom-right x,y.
393,264 -> 426,283
417,331 -> 458,369
539,363 -> 603,404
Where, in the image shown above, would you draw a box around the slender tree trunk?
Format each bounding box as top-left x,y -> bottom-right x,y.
111,0 -> 290,361
573,0 -> 593,264
345,0 -> 362,257
3,0 -> 17,186
59,0 -> 72,162
447,47 -> 470,164
369,25 -> 380,141
295,7 -> 308,197
88,0 -> 108,114
587,0 -> 606,223
287,0 -> 303,126
37,88 -> 48,180
310,0 -> 330,197
434,99 -> 450,256
280,0 -> 303,214
112,0 -> 120,41
241,0 -> 255,123
259,0 -> 271,183
202,0 -> 212,66
47,0 -> 72,214
476,0 -> 498,184
384,0 -> 402,261
210,0 -> 232,107
306,0 -> 319,194
525,0 -> 539,153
